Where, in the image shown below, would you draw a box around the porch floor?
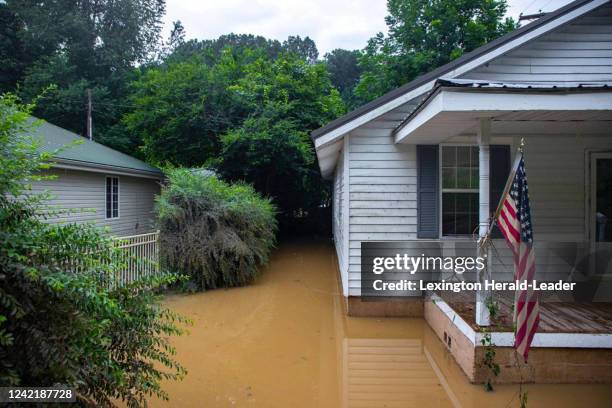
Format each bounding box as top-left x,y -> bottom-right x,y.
437,291 -> 612,334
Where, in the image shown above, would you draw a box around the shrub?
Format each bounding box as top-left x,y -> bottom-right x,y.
0,94 -> 186,406
156,168 -> 277,290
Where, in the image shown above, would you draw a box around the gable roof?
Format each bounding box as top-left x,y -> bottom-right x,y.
34,119 -> 163,178
311,0 -> 608,147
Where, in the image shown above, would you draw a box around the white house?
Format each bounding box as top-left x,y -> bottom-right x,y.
313,0 -> 612,316
31,120 -> 162,237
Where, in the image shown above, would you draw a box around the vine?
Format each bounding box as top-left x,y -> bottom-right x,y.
479,298 -> 501,391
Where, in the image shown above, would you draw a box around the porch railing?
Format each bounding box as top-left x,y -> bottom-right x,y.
112,231 -> 160,286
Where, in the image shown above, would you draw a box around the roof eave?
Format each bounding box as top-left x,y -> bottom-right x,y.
51,158 -> 164,179
310,0 -> 603,142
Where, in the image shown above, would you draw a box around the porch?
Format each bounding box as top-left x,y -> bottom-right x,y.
394,78 -> 612,383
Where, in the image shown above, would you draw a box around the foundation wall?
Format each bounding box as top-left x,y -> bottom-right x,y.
424,299 -> 612,384
346,296 -> 424,317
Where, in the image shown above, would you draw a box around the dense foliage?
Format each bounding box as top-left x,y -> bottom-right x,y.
0,0 -> 518,233
157,168 -> 277,290
0,95 -> 186,406
124,47 -> 344,222
355,0 -> 518,102
324,49 -> 363,110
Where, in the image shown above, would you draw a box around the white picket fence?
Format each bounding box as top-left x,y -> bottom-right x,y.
112,231 -> 160,285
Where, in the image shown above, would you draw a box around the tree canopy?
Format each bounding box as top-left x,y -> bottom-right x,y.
355,0 -> 517,102
0,0 -> 519,231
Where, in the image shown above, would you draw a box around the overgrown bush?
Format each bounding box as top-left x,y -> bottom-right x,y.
0,94 -> 186,407
157,168 -> 277,290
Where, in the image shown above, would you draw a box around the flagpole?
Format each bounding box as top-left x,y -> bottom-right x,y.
483,139 -> 525,244
476,139 -> 525,327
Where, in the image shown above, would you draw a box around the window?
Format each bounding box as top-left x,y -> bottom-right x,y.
441,146 -> 479,236
106,176 -> 119,219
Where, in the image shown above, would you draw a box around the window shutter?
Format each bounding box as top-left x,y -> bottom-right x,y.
489,145 -> 511,238
417,145 -> 439,238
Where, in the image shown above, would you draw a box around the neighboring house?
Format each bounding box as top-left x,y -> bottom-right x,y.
313,0 -> 612,308
31,120 -> 163,237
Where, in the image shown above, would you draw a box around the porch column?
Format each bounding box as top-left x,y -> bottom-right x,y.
476,118 -> 491,326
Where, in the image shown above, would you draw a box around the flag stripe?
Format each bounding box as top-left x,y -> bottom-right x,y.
495,155 -> 539,362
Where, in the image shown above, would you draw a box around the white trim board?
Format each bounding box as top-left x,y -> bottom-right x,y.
395,90 -> 612,143
52,163 -> 162,180
429,293 -> 612,349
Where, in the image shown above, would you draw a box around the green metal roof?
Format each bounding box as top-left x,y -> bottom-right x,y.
33,119 -> 163,177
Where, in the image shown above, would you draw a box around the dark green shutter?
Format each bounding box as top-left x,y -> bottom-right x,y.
489,145 -> 511,238
417,145 -> 439,238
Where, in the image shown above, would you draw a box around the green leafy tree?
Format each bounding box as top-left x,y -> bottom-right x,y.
282,35 -> 319,64
123,48 -> 257,166
166,34 -> 284,65
218,112 -> 315,216
355,0 -> 518,102
1,0 -> 166,154
218,52 -> 344,220
0,94 -> 186,406
125,47 -> 344,223
324,49 -> 363,109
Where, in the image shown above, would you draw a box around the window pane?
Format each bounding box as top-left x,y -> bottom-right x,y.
442,146 -> 456,167
443,214 -> 455,236
456,146 -> 470,167
456,213 -> 471,235
456,192 -> 469,212
457,167 -> 471,189
442,193 -> 455,214
471,146 -> 479,167
442,167 -> 456,189
471,168 -> 479,189
442,192 -> 478,236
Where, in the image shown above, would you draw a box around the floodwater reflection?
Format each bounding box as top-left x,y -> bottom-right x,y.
151,242 -> 612,407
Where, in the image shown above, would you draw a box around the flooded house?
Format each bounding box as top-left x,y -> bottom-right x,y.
312,0 -> 612,384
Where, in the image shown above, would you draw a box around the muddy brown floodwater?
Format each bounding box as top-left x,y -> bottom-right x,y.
150,242 -> 612,407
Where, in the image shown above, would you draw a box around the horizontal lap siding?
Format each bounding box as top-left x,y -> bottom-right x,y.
30,168 -> 160,237
333,147 -> 347,294
462,4 -> 612,83
348,126 -> 418,295
524,135 -> 610,242
346,133 -> 612,295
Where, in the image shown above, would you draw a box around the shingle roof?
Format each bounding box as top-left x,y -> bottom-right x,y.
33,119 -> 162,177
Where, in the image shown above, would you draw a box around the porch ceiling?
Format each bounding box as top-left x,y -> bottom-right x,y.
394,87 -> 612,144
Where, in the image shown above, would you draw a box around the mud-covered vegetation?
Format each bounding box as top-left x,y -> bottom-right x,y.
157,168 -> 277,290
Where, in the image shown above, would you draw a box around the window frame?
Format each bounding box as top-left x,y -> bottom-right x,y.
105,176 -> 120,220
438,144 -> 479,238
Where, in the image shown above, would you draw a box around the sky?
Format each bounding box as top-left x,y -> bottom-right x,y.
163,0 -> 575,55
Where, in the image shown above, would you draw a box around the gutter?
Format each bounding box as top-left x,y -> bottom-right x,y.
51,157 -> 164,180
393,80 -> 612,137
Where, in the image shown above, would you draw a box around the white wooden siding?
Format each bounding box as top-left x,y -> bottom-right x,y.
463,3 -> 612,84
347,124 -> 418,296
30,168 -> 160,237
333,146 -> 348,294
336,4 -> 612,296
489,134 -> 612,281
346,131 -> 612,296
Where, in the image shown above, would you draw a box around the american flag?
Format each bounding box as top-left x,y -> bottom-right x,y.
496,154 -> 540,361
